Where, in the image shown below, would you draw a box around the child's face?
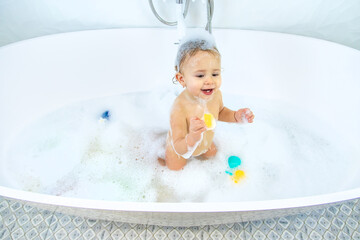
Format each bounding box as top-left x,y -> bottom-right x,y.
177,51 -> 221,101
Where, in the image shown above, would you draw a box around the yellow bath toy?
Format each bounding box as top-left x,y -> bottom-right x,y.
203,113 -> 216,130
231,170 -> 246,183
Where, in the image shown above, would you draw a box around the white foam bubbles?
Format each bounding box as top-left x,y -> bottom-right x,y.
4,90 -> 360,202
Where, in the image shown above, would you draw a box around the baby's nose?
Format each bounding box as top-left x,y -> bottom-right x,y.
205,76 -> 214,84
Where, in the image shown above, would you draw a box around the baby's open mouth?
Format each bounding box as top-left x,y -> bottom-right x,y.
201,88 -> 214,95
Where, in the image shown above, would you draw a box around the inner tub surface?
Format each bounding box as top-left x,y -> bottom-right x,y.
0,28 -> 360,226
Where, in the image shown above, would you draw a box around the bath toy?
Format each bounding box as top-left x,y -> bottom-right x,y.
226,155 -> 245,183
203,113 -> 216,130
231,170 -> 246,183
228,155 -> 241,169
99,110 -> 111,123
101,111 -> 110,120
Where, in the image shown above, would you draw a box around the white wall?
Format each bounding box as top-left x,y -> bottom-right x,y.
0,0 -> 359,50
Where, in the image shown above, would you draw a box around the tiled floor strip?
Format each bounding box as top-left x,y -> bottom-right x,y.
1,197 -> 360,240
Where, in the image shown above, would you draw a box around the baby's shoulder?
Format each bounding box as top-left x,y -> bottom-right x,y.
170,95 -> 188,114
172,93 -> 186,108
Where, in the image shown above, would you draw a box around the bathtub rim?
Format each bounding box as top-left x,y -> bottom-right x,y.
0,27 -> 359,53
1,185 -> 359,213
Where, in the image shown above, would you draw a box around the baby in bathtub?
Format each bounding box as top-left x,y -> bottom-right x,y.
159,32 -> 254,170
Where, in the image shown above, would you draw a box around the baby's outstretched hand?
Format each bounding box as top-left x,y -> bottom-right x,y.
187,117 -> 207,145
235,108 -> 255,123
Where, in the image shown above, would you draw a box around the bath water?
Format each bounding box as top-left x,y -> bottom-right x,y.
4,89 -> 358,202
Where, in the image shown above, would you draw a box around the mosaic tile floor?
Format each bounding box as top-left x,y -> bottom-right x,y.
1,196 -> 360,240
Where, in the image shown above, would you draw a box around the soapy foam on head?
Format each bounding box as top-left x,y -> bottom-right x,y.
175,29 -> 219,72
3,90 -> 360,202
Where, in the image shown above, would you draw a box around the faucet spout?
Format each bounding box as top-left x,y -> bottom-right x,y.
176,0 -> 186,40
205,0 -> 214,34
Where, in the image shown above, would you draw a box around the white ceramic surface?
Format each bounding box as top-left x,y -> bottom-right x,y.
1,0 -> 360,50
0,28 -> 359,226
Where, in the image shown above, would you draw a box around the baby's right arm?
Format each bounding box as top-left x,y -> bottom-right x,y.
170,112 -> 206,157
186,117 -> 207,146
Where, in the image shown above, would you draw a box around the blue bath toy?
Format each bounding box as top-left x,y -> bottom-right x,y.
99,110 -> 111,122
101,110 -> 110,120
228,156 -> 241,169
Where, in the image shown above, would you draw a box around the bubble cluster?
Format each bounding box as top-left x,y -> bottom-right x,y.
4,90 -> 359,202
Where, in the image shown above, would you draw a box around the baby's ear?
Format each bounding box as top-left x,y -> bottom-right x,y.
175,72 -> 186,87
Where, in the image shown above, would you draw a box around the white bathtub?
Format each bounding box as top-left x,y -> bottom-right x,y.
0,28 -> 360,227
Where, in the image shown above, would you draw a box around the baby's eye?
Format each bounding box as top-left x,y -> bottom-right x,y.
196,74 -> 205,78
212,73 -> 220,77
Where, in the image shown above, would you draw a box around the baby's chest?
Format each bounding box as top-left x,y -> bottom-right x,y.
206,104 -> 221,120
185,102 -> 221,122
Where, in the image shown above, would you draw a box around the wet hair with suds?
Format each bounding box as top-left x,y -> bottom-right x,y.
175,37 -> 220,73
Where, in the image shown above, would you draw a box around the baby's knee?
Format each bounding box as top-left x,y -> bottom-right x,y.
207,148 -> 217,157
167,162 -> 186,171
201,143 -> 217,158
205,149 -> 217,158
165,150 -> 187,171
166,157 -> 186,170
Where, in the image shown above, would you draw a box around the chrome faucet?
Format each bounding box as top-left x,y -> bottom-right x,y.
205,0 -> 214,34
148,0 -> 214,34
